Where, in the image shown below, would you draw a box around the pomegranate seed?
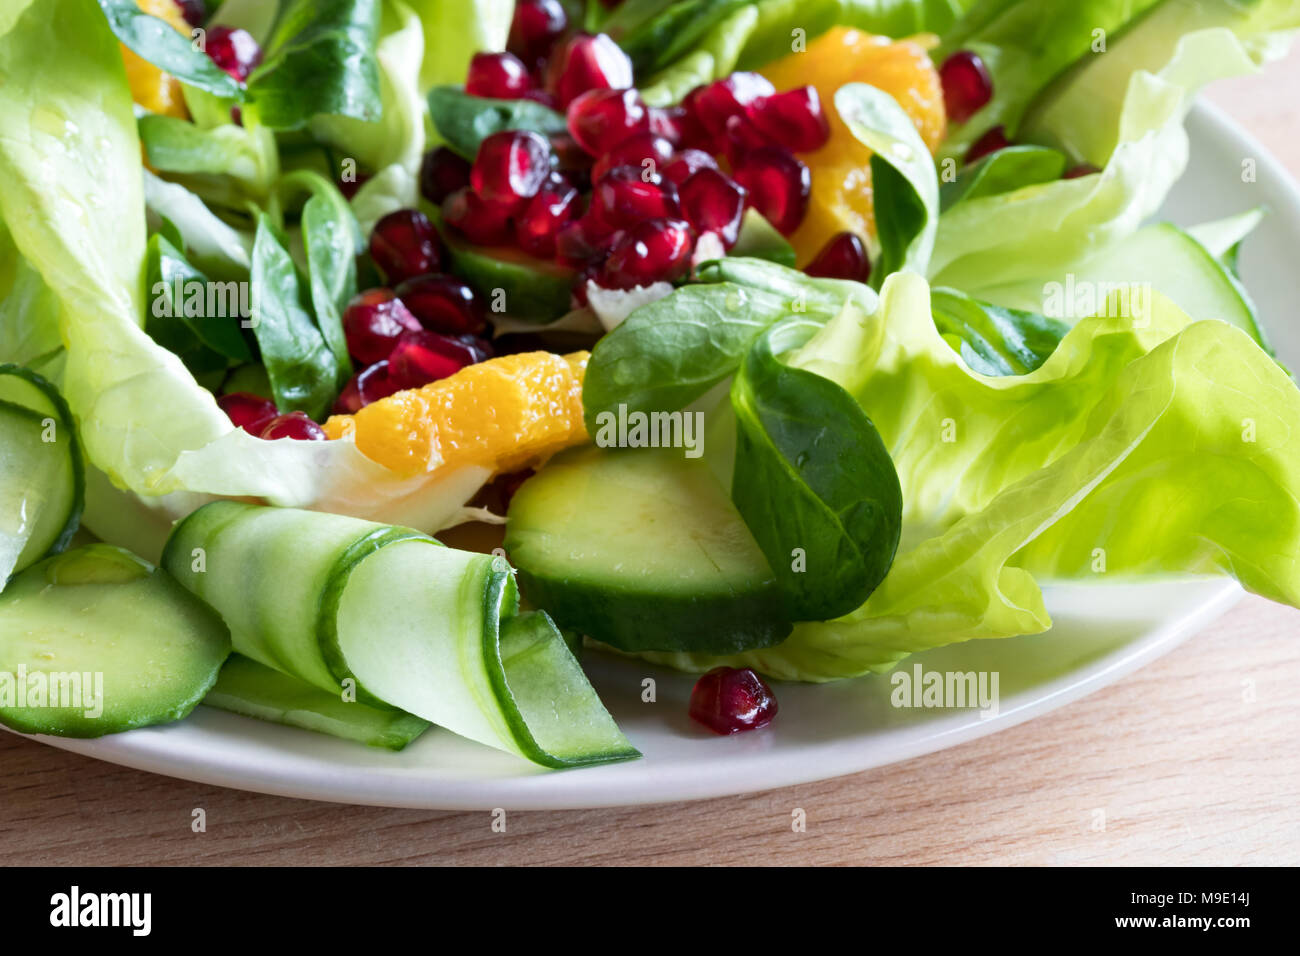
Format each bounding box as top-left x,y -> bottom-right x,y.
939,50 -> 993,125
732,147 -> 811,236
369,209 -> 445,283
395,274 -> 486,335
662,148 -> 718,186
805,231 -> 871,282
546,33 -> 633,109
690,72 -> 775,137
677,87 -> 714,150
721,111 -> 773,165
442,187 -> 516,245
689,666 -> 778,735
1063,162 -> 1100,179
218,392 -> 277,435
555,214 -> 623,268
466,51 -> 534,99
601,217 -> 694,288
419,147 -> 472,205
173,0 -> 206,28
204,26 -> 262,82
567,88 -> 650,156
260,412 -> 326,442
387,329 -> 482,389
590,133 -> 673,183
338,172 -> 371,200
515,176 -> 581,257
333,360 -> 403,414
470,129 -> 552,205
590,165 -> 680,229
965,125 -> 1010,164
750,86 -> 830,153
679,169 -> 747,248
648,106 -> 687,146
342,288 -> 422,364
507,0 -> 568,71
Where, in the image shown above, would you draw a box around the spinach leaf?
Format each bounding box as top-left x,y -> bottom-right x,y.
930,287 -> 1068,376
834,83 -> 939,288
427,86 -> 569,159
582,258 -> 875,431
138,113 -> 278,198
145,234 -> 252,377
97,0 -> 245,100
280,170 -> 360,387
618,0 -> 751,74
246,0 -> 382,130
939,145 -> 1065,211
248,217 -> 343,419
730,317 -> 902,621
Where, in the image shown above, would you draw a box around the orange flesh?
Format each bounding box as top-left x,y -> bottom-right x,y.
121,0 -> 191,119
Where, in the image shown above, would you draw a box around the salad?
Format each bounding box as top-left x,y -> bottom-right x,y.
2,0 -> 1299,768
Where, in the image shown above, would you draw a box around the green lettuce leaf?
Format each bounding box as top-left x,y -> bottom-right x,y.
97,0 -> 246,100
638,273 -> 1300,680
409,0 -> 513,94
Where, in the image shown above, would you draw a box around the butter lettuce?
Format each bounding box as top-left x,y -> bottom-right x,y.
639,273 -> 1300,680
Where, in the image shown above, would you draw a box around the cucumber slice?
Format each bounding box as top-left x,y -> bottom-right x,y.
204,654 -> 431,751
0,364 -> 83,585
446,238 -> 576,323
163,502 -> 637,766
504,445 -> 792,654
0,545 -> 231,737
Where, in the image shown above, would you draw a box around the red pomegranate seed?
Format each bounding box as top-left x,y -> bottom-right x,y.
546,33 -> 634,109
679,169 -> 747,248
732,147 -> 811,236
515,176 -> 581,257
218,392 -> 277,435
677,87 -> 714,150
662,148 -> 719,186
466,51 -> 534,99
342,288 -> 422,364
394,274 -> 485,335
690,72 -> 775,136
1063,162 -> 1100,179
555,214 -> 623,268
470,129 -> 552,205
805,231 -> 871,282
750,86 -> 830,153
965,125 -> 1009,164
601,217 -> 694,288
590,165 -> 680,229
442,187 -> 516,245
689,666 -> 778,735
387,329 -> 483,389
369,209 -> 445,283
204,26 -> 262,82
939,50 -> 993,125
567,88 -> 650,156
260,412 -> 326,442
721,112 -> 774,165
338,172 -> 371,200
419,147 -> 472,205
332,360 -> 403,414
648,106 -> 687,146
590,133 -> 673,183
507,0 -> 568,71
174,0 -> 206,28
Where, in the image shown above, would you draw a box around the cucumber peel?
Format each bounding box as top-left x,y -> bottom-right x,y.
0,364 -> 84,586
163,502 -> 638,767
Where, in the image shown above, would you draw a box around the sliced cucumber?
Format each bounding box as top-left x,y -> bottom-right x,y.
0,545 -> 231,737
163,502 -> 637,767
204,654 -> 431,751
504,445 -> 792,654
446,240 -> 576,323
730,209 -> 797,268
0,364 -> 83,585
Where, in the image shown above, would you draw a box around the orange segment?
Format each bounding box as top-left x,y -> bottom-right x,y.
760,29 -> 947,265
324,352 -> 590,478
121,0 -> 191,119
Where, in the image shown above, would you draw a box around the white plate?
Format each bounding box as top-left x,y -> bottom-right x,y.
18,102 -> 1300,809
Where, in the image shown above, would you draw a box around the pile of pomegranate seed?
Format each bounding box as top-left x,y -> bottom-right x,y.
689,666 -> 778,735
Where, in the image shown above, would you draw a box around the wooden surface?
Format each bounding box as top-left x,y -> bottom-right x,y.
3,53 -> 1300,870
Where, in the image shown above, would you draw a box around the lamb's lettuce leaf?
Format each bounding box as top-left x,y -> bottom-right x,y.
639,273 -> 1300,680
929,287 -> 1067,375
311,0 -> 426,176
142,170 -> 255,281
939,144 -> 1065,211
427,86 -> 568,160
97,0 -> 246,100
138,112 -> 279,200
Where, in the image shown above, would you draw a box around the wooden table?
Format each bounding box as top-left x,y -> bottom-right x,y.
3,52 -> 1299,870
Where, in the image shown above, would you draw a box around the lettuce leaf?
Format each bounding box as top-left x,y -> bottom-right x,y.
638,273 -> 1300,680
408,0 -> 513,94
